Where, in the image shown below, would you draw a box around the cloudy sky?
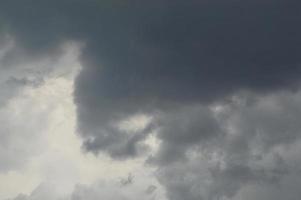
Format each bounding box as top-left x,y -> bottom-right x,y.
1,1 -> 301,200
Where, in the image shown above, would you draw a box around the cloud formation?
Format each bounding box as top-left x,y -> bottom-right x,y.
73,0 -> 301,158
0,41 -> 79,173
1,0 -> 301,156
9,179 -> 162,200
152,90 -> 301,200
1,1 -> 301,200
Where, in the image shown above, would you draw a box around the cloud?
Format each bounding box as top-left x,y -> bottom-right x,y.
1,1 -> 301,200
0,34 -> 78,106
0,0 -> 301,158
153,90 -> 301,200
0,42 -> 80,173
145,185 -> 157,195
72,0 -> 301,158
8,179 -> 163,200
147,105 -> 222,165
119,173 -> 134,187
7,183 -> 68,200
232,145 -> 301,200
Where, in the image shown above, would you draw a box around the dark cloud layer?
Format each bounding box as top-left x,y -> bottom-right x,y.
1,0 -> 301,99
2,1 -> 301,200
73,0 -> 301,159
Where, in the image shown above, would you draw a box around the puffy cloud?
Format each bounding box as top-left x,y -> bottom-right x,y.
152,91 -> 301,200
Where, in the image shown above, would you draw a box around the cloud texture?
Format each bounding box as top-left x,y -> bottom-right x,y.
1,0 -> 301,199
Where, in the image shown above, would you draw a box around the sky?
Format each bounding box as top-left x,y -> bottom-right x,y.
1,1 -> 301,200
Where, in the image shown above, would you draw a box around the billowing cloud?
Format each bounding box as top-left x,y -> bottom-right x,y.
1,1 -> 301,200
73,0 -> 301,159
153,91 -> 301,200
0,0 -> 301,157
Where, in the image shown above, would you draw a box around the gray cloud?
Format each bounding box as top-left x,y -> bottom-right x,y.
1,1 -> 301,200
8,184 -> 66,200
153,91 -> 301,200
8,180 -> 162,200
119,173 -> 134,187
0,0 -> 301,157
72,0 -> 301,158
145,185 -> 157,195
147,105 -> 222,165
232,145 -> 301,200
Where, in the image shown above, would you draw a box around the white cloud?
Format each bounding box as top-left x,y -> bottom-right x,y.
0,43 -> 166,200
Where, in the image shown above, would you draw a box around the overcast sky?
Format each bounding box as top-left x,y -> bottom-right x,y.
1,1 -> 301,200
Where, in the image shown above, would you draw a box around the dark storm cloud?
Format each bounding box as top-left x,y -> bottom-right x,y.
1,0 -> 301,97
1,0 -> 301,156
73,0 -> 301,157
2,1 -> 301,200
